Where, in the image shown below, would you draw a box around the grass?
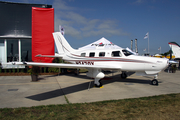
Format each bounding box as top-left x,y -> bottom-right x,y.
79,68 -> 88,73
0,93 -> 180,120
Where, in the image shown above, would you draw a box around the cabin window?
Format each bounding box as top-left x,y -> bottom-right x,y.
99,52 -> 105,57
112,51 -> 121,57
81,53 -> 86,57
122,50 -> 134,56
89,52 -> 95,57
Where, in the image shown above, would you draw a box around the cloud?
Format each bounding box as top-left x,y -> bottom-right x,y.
53,0 -> 129,39
133,0 -> 146,4
53,0 -> 75,11
135,0 -> 144,4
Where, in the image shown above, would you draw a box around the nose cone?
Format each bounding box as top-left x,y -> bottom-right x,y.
151,57 -> 169,71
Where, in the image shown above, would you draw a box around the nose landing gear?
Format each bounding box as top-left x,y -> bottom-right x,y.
151,79 -> 158,85
151,75 -> 159,85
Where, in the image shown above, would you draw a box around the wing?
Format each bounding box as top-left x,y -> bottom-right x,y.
7,62 -> 121,70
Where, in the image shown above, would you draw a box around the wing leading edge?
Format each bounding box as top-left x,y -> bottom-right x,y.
7,62 -> 121,70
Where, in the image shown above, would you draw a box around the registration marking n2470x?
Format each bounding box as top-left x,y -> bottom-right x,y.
76,61 -> 94,65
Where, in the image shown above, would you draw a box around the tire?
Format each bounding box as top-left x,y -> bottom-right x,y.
121,72 -> 127,79
151,79 -> 158,85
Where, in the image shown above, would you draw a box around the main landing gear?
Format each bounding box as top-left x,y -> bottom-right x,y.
121,71 -> 127,79
94,79 -> 103,88
86,69 -> 105,88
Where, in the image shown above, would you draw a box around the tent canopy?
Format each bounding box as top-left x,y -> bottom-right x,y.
78,37 -> 122,50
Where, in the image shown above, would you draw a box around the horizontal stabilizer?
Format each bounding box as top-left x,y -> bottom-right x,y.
36,53 -> 63,58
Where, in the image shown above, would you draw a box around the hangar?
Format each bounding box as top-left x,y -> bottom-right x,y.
0,1 -> 54,69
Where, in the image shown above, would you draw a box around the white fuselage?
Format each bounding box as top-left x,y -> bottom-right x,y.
62,48 -> 169,75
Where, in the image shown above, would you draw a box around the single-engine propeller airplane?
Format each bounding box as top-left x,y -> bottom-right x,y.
5,32 -> 169,87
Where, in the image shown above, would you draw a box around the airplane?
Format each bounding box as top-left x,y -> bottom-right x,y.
168,42 -> 180,60
5,32 -> 169,87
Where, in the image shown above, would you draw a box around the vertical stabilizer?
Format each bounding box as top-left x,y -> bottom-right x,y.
53,32 -> 75,54
168,42 -> 180,58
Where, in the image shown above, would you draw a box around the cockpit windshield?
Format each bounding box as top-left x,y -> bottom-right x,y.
122,49 -> 135,56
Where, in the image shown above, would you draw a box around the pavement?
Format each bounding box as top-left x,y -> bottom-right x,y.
0,70 -> 180,108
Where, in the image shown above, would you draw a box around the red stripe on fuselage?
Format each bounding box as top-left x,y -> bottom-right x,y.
66,54 -> 152,63
68,53 -> 152,64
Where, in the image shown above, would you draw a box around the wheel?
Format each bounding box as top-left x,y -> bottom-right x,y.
121,72 -> 127,79
151,79 -> 158,85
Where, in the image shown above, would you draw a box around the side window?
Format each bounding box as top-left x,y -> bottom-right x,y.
89,52 -> 95,57
122,50 -> 134,56
112,51 -> 121,57
81,53 -> 86,57
99,52 -> 105,57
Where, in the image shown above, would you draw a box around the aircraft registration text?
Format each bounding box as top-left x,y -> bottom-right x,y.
76,61 -> 94,65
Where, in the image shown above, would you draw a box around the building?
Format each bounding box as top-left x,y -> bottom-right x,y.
0,1 -> 54,68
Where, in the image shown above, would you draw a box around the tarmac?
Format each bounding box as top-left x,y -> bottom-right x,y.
0,70 -> 180,108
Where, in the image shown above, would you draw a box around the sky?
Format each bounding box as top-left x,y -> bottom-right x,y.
2,0 -> 180,55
